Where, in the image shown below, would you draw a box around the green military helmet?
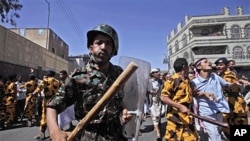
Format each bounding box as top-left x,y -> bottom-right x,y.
87,24 -> 119,56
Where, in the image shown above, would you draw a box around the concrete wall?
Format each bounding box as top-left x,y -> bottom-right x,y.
0,26 -> 68,78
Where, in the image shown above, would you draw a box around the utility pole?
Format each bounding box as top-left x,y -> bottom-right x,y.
45,0 -> 50,50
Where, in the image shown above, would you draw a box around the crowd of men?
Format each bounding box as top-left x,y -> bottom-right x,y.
0,23 -> 250,141
0,69 -> 69,139
145,57 -> 250,141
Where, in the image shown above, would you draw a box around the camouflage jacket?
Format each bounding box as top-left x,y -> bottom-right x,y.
161,73 -> 193,125
47,61 -> 124,124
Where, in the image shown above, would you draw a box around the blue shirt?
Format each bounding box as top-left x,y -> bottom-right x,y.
191,73 -> 230,116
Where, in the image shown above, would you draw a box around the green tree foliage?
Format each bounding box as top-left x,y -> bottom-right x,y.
0,0 -> 22,26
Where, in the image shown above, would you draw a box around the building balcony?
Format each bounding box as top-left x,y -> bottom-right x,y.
190,35 -> 227,43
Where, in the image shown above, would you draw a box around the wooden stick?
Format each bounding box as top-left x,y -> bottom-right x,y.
67,62 -> 138,141
190,112 -> 229,128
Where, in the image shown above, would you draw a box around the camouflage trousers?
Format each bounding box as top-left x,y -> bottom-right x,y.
222,95 -> 248,138
1,95 -> 16,124
25,94 -> 37,121
165,120 -> 198,141
39,98 -> 48,132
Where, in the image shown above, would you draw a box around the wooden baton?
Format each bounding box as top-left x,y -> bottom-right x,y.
67,62 -> 138,141
190,112 -> 229,128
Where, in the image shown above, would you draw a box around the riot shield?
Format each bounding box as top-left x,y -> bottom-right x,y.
119,56 -> 151,141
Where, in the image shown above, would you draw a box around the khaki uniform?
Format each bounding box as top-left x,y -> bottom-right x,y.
1,82 -> 17,124
161,73 -> 197,141
33,76 -> 61,132
21,80 -> 38,121
220,70 -> 248,137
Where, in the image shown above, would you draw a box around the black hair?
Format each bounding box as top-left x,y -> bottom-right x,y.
60,70 -> 68,75
228,60 -> 235,64
173,58 -> 188,73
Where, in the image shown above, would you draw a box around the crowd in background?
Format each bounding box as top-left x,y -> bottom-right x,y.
1,56 -> 250,141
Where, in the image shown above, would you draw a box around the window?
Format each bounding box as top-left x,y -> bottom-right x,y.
247,46 -> 250,59
233,46 -> 243,59
38,29 -> 44,35
231,25 -> 241,39
175,40 -> 179,52
168,45 -> 172,55
52,47 -> 56,53
183,52 -> 189,59
20,28 -> 25,36
182,34 -> 187,47
61,41 -> 64,47
244,24 -> 250,39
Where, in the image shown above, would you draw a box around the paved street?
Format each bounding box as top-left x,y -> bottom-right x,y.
0,116 -> 166,141
0,112 -> 249,141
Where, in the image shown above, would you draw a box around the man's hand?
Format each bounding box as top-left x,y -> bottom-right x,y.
178,104 -> 190,114
121,109 -> 132,124
50,130 -> 71,141
197,91 -> 216,101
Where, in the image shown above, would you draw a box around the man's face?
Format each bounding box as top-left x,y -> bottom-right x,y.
152,71 -> 160,78
59,73 -> 66,81
197,59 -> 212,70
216,63 -> 227,74
188,73 -> 195,80
228,61 -> 235,69
89,34 -> 113,64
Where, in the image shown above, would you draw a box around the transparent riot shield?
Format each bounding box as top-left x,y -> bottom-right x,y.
119,56 -> 151,141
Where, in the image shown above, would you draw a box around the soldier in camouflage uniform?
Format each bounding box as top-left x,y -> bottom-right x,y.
47,24 -> 132,141
215,57 -> 250,138
1,74 -> 17,128
20,74 -> 38,127
161,58 -> 198,141
32,70 -> 62,140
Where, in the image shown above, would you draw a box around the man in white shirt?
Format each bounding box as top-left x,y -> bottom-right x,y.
15,75 -> 26,122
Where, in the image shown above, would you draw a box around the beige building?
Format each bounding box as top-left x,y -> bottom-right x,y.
167,6 -> 250,77
0,25 -> 69,78
68,54 -> 90,74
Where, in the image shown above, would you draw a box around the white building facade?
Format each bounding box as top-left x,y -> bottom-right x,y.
167,6 -> 250,77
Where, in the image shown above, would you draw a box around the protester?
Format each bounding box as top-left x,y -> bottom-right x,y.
191,58 -> 242,141
46,24 -> 132,141
14,75 -> 26,123
148,68 -> 163,139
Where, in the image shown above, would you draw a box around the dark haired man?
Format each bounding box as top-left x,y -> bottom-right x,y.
227,60 -> 237,75
46,24 -> 132,141
191,58 -> 242,141
215,57 -> 250,139
161,58 -> 197,141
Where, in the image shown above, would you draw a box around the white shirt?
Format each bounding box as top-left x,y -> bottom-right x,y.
15,81 -> 26,100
